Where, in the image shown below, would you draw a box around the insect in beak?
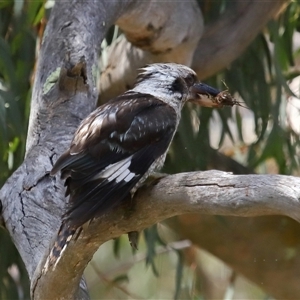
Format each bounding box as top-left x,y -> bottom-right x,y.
190,82 -> 248,109
214,91 -> 249,109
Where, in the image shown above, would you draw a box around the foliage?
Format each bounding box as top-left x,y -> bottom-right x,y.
0,0 -> 300,298
0,0 -> 44,298
165,1 -> 300,177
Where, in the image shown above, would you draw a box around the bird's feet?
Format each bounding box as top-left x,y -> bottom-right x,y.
128,231 -> 139,250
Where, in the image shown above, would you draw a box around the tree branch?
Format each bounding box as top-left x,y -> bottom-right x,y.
0,0 -> 294,299
0,0 -> 132,298
99,0 -> 203,102
0,0 -> 205,298
99,0 -> 288,102
32,170 -> 300,299
193,0 -> 289,79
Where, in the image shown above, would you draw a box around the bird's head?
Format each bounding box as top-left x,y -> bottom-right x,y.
133,63 -> 236,113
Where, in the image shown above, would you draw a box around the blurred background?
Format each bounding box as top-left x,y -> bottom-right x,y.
1,0 -> 300,299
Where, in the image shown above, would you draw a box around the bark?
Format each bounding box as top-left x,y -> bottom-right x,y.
32,171 -> 300,299
1,0 -> 132,298
0,0 -> 206,298
99,0 -> 288,102
0,0 -> 296,299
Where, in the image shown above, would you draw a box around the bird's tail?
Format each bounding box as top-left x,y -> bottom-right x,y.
43,222 -> 77,273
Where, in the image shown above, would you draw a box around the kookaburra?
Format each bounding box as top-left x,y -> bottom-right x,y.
45,63 -> 237,271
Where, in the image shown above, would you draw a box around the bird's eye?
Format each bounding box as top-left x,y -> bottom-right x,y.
184,74 -> 196,86
171,78 -> 185,94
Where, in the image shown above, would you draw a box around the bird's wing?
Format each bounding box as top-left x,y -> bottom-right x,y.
51,92 -> 177,227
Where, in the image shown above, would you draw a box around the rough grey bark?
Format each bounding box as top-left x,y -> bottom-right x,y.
0,0 -> 206,298
99,0 -> 288,102
1,1 -> 132,298
0,0 -> 295,299
32,171 -> 300,299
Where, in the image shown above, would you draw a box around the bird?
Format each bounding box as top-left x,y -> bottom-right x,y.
44,63 -> 237,271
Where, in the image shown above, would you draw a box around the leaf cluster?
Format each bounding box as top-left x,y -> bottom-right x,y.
0,0 -> 44,298
165,1 -> 300,177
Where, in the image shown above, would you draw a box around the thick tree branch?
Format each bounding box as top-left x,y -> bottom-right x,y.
0,0 -> 294,299
32,170 -> 300,299
0,0 -> 205,298
99,0 -> 203,102
193,0 -> 288,79
1,0 -> 132,298
99,0 -> 288,102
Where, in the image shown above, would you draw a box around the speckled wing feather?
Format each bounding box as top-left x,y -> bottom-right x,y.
51,92 -> 177,228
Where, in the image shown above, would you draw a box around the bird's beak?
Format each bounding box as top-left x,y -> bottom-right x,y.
189,82 -> 237,108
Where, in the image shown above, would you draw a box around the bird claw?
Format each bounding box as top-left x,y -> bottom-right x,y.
128,231 -> 139,250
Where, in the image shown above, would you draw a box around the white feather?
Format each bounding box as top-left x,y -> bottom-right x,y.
114,169 -> 130,183
107,160 -> 130,182
123,172 -> 136,182
93,156 -> 136,183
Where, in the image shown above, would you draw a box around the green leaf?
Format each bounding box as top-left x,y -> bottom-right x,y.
26,0 -> 44,25
112,274 -> 129,284
143,226 -> 160,277
0,0 -> 13,9
174,251 -> 184,300
252,125 -> 286,173
112,237 -> 121,258
0,94 -> 7,144
0,38 -> 17,89
235,108 -> 243,142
